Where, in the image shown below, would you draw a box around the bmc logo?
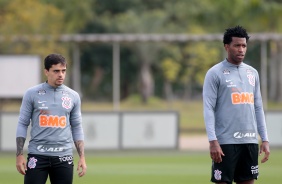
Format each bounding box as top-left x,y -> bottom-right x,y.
231,92 -> 254,104
39,115 -> 67,128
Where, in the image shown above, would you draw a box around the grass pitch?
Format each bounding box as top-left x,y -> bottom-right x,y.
1,149 -> 281,184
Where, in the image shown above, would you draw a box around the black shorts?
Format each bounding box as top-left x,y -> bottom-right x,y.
24,154 -> 74,184
211,144 -> 259,184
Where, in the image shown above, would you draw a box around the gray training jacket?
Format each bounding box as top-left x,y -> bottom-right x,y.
203,59 -> 269,145
16,82 -> 84,156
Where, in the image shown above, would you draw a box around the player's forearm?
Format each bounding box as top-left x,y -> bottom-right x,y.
74,140 -> 85,158
16,137 -> 26,156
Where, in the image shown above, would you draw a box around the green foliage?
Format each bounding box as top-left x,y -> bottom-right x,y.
161,58 -> 181,82
181,42 -> 221,85
0,0 -> 63,35
0,0 -> 66,56
40,0 -> 94,33
2,0 -> 282,101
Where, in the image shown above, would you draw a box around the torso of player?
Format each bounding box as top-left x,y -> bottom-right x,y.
33,88 -> 73,129
219,64 -> 255,105
214,60 -> 258,144
28,83 -> 76,156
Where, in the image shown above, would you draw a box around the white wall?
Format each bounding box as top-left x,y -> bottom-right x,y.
0,55 -> 41,98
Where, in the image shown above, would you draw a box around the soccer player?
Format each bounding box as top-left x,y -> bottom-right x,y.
203,26 -> 270,184
16,53 -> 87,184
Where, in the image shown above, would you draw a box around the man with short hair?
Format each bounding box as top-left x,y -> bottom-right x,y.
16,53 -> 87,184
203,26 -> 270,184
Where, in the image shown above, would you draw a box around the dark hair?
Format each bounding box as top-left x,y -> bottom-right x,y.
223,25 -> 250,45
44,53 -> 67,71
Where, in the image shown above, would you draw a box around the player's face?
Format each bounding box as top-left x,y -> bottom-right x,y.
45,63 -> 66,87
225,37 -> 247,65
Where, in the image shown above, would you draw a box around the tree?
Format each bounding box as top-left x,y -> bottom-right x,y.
40,0 -> 94,33
161,57 -> 181,102
0,0 -> 66,56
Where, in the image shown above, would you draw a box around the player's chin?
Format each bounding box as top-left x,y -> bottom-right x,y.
236,56 -> 244,62
56,81 -> 64,85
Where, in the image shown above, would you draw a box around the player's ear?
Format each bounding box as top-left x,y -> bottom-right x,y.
44,69 -> 48,76
224,44 -> 229,51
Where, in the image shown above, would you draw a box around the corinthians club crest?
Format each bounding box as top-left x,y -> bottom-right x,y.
62,97 -> 72,109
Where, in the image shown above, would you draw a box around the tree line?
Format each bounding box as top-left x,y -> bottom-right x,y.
1,0 -> 282,103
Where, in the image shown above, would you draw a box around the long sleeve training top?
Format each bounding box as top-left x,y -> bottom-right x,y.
16,82 -> 84,156
203,59 -> 269,144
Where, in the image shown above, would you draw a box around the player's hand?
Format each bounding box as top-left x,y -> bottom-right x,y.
16,155 -> 27,175
260,141 -> 270,163
77,156 -> 87,177
209,140 -> 225,163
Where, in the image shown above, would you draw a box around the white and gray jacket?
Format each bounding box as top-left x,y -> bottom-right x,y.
203,59 -> 268,144
16,82 -> 84,156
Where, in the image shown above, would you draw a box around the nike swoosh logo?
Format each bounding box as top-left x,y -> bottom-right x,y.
226,80 -> 232,82
38,101 -> 47,103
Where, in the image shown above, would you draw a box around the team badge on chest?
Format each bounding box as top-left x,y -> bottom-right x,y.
246,69 -> 255,87
62,97 -> 72,109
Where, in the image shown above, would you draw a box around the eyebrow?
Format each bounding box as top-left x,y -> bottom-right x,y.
53,69 -> 66,72
234,43 -> 247,46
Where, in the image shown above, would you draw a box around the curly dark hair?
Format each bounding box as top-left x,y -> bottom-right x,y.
223,25 -> 250,45
44,53 -> 67,71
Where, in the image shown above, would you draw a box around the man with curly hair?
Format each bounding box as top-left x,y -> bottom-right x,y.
203,26 -> 270,184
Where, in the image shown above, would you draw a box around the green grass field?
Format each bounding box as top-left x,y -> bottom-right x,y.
1,149 -> 281,184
